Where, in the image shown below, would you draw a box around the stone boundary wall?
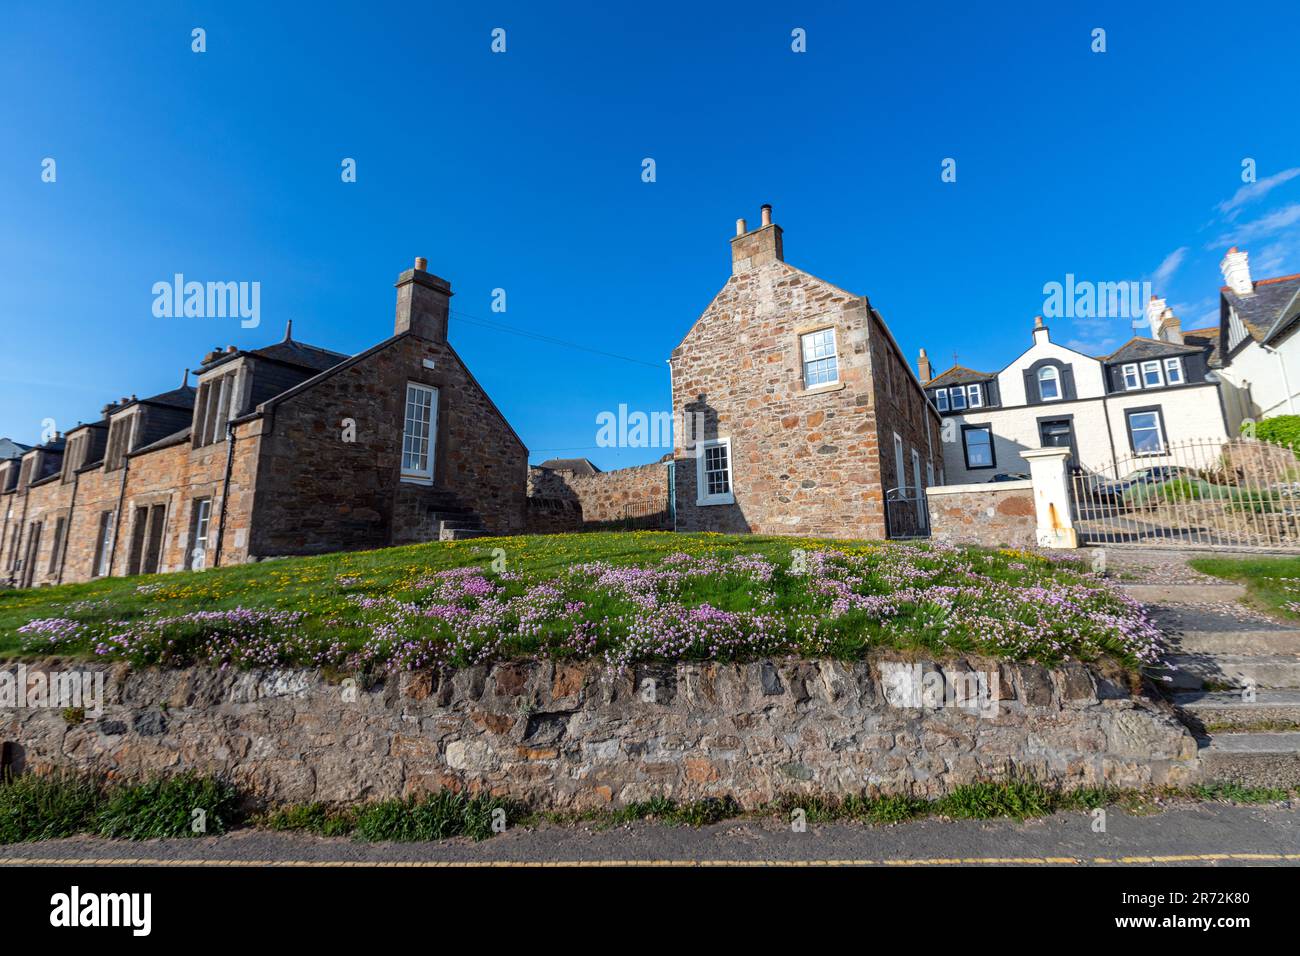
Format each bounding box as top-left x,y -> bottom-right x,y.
1,657 -> 1198,809
927,481 -> 1037,549
525,462 -> 670,533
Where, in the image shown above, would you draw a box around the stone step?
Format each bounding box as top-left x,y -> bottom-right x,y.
1173,630 -> 1300,655
441,528 -> 494,541
1166,654 -> 1300,690
1197,732 -> 1300,788
1174,689 -> 1300,728
1120,583 -> 1247,604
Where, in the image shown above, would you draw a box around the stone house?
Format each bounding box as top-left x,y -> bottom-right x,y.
922,311 -> 1229,485
0,258 -> 527,588
669,205 -> 943,539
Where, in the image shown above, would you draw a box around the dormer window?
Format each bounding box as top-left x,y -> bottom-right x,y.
1164,358 -> 1184,385
61,435 -> 83,482
935,389 -> 949,411
950,387 -> 967,410
193,372 -> 236,447
966,384 -> 983,408
1141,360 -> 1163,388
1037,366 -> 1061,401
103,414 -> 137,471
1122,364 -> 1141,390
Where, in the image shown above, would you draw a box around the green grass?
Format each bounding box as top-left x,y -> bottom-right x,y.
1188,555 -> 1300,621
0,770 -> 240,843
95,772 -> 241,839
1,531 -> 1142,670
1191,782 -> 1290,804
351,791 -> 516,842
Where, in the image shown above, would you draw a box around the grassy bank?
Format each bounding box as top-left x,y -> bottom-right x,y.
2,532 -> 1162,670
1189,554 -> 1300,621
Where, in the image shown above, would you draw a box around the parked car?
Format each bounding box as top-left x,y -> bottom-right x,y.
1086,466 -> 1197,509
986,472 -> 1030,483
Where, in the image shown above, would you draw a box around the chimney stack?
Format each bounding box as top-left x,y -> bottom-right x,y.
917,348 -> 933,384
730,204 -> 784,274
1032,315 -> 1050,345
394,256 -> 452,342
1145,295 -> 1183,344
1220,246 -> 1254,296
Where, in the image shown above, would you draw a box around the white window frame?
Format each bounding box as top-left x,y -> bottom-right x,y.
949,387 -> 967,410
695,437 -> 734,506
401,382 -> 438,483
1163,357 -> 1184,385
935,389 -> 949,411
1121,363 -> 1141,390
189,498 -> 212,570
1037,365 -> 1061,401
1127,410 -> 1165,455
800,328 -> 839,388
911,449 -> 924,522
1140,360 -> 1164,388
893,433 -> 905,493
966,384 -> 983,408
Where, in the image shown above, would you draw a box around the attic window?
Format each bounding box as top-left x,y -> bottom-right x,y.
935,389 -> 949,411
1164,358 -> 1184,385
966,384 -> 983,408
949,387 -> 967,410
1122,364 -> 1141,390
1037,366 -> 1061,401
1141,360 -> 1163,388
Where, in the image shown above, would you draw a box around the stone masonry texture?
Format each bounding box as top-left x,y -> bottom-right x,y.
927,485 -> 1038,549
1,658 -> 1199,809
525,462 -> 671,532
670,217 -> 942,539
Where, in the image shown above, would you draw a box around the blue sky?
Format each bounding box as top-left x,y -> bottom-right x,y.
3,1 -> 1298,469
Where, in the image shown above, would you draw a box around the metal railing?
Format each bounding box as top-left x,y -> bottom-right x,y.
1068,436 -> 1300,550
885,485 -> 930,539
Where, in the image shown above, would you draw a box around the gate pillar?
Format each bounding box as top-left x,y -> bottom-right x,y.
1021,447 -> 1078,549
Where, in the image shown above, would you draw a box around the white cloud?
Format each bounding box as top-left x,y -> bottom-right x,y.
1210,202 -> 1300,249
1216,167 -> 1300,218
1150,246 -> 1187,290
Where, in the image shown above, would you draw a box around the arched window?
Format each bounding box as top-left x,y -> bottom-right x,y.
1037,365 -> 1061,401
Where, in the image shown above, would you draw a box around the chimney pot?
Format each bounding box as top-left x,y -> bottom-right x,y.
760,204 -> 772,227
1220,247 -> 1254,296
730,204 -> 784,274
395,259 -> 452,342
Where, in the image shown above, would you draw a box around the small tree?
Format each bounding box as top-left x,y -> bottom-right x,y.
1247,415 -> 1300,448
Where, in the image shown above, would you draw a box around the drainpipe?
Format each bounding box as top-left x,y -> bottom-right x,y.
212,421 -> 237,568
667,357 -> 677,532
106,458 -> 130,577
1262,343 -> 1296,415
56,469 -> 80,584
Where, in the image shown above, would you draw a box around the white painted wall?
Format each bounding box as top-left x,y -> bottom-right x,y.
940,383 -> 1229,483
1218,336 -> 1300,421
997,335 -> 1107,406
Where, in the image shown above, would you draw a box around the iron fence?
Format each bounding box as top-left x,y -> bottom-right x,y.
1069,436 -> 1300,550
885,485 -> 930,539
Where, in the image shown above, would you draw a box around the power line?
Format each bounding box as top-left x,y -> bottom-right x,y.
449,309 -> 664,370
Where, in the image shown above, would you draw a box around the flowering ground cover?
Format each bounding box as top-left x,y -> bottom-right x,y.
0,533 -> 1162,672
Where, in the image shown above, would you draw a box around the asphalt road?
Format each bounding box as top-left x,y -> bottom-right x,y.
2,802 -> 1298,866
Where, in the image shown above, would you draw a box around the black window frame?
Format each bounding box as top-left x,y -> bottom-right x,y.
1124,404 -> 1168,456
961,424 -> 996,470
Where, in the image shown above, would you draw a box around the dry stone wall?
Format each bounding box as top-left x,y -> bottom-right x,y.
1,657 -> 1199,809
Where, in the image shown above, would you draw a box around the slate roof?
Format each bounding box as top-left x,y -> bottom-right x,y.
131,426 -> 193,456
1181,326 -> 1222,368
1099,337 -> 1205,364
925,365 -> 995,389
1222,274 -> 1300,345
121,384 -> 197,412
0,438 -> 32,460
249,339 -> 349,373
537,457 -> 602,475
